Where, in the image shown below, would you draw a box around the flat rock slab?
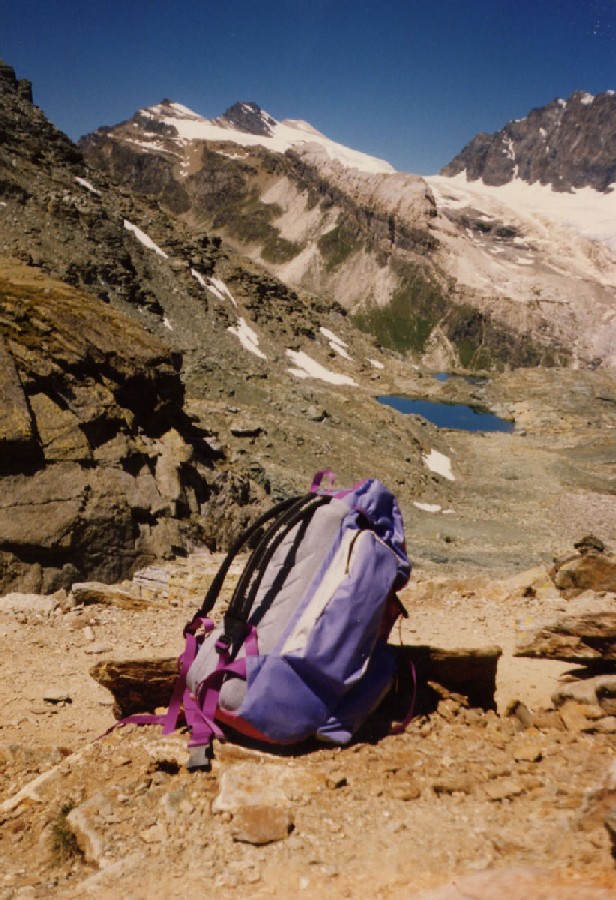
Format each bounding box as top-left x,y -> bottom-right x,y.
515,611 -> 616,664
90,657 -> 179,718
71,582 -> 158,611
89,642 -> 504,729
212,761 -> 319,813
0,593 -> 56,614
554,673 -> 616,710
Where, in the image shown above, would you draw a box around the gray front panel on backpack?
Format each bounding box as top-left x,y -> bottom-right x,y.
187,498 -> 349,712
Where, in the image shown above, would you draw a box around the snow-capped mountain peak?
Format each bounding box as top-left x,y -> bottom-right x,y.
116,98 -> 395,174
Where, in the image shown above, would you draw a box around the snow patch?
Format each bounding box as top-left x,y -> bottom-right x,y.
503,137 -> 515,161
413,502 -> 442,513
75,176 -> 101,196
228,317 -> 267,359
427,174 -> 616,255
123,137 -> 182,158
369,358 -> 385,370
320,326 -> 347,346
208,277 -> 238,307
580,92 -> 594,105
423,449 -> 455,481
320,326 -> 351,359
123,220 -> 168,258
286,350 -> 357,386
163,317 -> 173,331
191,268 -> 207,288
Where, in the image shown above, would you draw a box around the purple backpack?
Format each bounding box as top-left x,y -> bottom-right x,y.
158,471 -> 411,768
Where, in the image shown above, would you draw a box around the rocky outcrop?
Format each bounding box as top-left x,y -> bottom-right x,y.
441,90 -> 616,192
215,101 -> 277,136
515,612 -> 616,666
0,59 -> 223,322
550,539 -> 616,598
514,543 -> 616,735
0,261 -> 217,593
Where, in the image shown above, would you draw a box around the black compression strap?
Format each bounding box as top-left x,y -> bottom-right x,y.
220,494 -> 331,656
187,494 -> 304,630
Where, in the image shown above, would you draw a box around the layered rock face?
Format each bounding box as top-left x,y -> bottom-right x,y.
0,261 -> 216,593
441,90 -> 616,192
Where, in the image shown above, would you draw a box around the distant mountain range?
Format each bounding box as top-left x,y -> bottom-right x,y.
441,90 -> 616,193
80,89 -> 616,368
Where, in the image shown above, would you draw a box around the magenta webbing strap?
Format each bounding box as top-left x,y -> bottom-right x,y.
244,624 -> 258,658
390,658 -> 417,736
188,658 -> 248,747
96,712 -> 164,740
162,617 -> 214,736
309,469 -> 336,492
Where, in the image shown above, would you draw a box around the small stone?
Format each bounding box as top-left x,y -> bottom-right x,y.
326,772 -> 348,789
512,736 -> 543,762
506,699 -> 535,729
212,761 -> 312,813
390,781 -> 421,801
66,796 -> 107,866
84,643 -> 113,655
30,704 -> 54,716
231,805 -> 293,845
432,776 -> 473,795
305,405 -> 327,422
140,822 -> 168,844
559,700 -> 592,732
485,778 -> 525,801
574,534 -> 606,554
590,716 -> 616,734
161,786 -> 193,819
42,689 -> 72,704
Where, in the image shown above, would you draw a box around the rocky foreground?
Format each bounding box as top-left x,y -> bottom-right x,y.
1,545 -> 615,899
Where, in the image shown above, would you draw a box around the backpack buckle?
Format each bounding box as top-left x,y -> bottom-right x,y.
217,612 -> 248,657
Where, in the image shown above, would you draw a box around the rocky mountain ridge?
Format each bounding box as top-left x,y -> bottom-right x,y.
81,99 -> 571,370
441,89 -> 616,192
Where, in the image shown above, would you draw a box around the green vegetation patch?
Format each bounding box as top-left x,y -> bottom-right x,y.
210,184 -> 302,263
317,221 -> 361,272
51,802 -> 83,864
444,303 -> 570,370
354,262 -> 447,353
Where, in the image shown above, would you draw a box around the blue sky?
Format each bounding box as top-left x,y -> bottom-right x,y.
2,0 -> 615,174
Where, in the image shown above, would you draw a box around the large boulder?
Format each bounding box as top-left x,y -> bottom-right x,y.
0,261 -> 216,593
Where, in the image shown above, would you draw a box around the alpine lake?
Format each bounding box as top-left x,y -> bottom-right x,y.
377,373 -> 515,433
